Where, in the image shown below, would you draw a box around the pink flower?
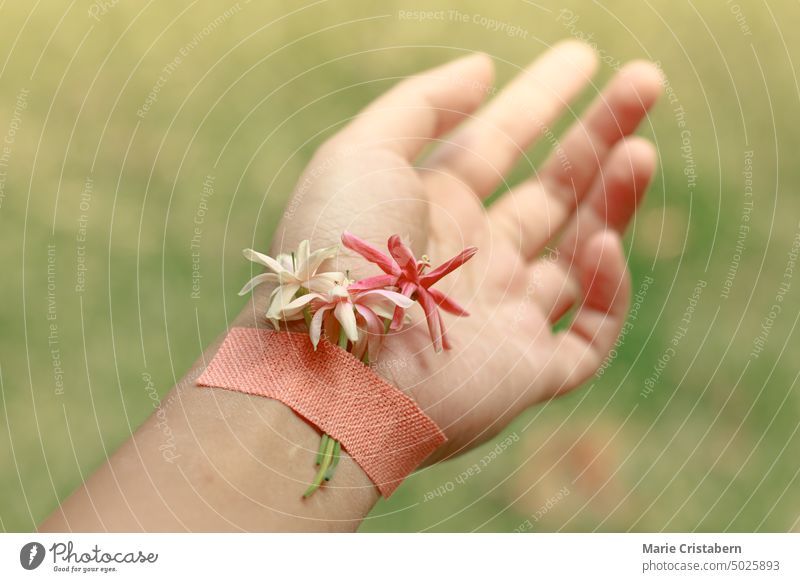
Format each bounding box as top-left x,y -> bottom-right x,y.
280,283 -> 413,361
342,232 -> 477,352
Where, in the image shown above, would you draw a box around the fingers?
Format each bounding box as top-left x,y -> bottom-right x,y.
489,61 -> 662,260
546,231 -> 631,396
558,136 -> 657,262
538,60 -> 662,214
424,41 -> 598,199
529,253 -> 580,323
329,53 -> 494,160
528,136 -> 655,321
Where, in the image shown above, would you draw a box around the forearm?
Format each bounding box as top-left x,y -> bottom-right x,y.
39,309 -> 380,532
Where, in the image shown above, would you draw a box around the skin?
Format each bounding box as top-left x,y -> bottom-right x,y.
40,41 -> 662,532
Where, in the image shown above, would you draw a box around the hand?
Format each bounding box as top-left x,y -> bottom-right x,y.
240,41 -> 662,463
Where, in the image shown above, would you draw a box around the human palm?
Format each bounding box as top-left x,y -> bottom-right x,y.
242,42 -> 662,461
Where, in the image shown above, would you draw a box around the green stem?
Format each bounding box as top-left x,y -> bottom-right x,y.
315,434 -> 329,466
304,436 -> 335,498
324,440 -> 341,481
303,317 -> 366,498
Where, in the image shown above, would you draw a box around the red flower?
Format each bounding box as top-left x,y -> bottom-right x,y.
342,232 -> 477,352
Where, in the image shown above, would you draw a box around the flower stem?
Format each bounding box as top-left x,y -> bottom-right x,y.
302,320 -> 356,497
324,440 -> 341,481
303,436 -> 335,498
315,433 -> 329,465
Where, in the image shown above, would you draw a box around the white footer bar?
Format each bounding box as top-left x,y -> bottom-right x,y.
1,533 -> 798,581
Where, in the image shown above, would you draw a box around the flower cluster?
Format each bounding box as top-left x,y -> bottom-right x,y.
240,232 -> 477,356
239,232 -> 476,497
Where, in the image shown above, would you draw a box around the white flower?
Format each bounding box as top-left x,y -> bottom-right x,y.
239,240 -> 344,325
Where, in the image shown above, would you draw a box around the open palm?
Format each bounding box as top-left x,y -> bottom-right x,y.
241,41 -> 663,462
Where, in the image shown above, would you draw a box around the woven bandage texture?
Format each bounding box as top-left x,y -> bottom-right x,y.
196,327 -> 446,497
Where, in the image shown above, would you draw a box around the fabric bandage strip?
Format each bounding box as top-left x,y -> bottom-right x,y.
196,327 -> 446,497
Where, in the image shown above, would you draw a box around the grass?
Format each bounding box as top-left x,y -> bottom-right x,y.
1,0 -> 799,532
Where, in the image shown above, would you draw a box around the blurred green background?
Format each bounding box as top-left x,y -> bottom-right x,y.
2,0 -> 799,532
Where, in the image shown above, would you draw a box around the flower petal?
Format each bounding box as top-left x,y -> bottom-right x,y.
304,245 -> 339,277
334,301 -> 359,342
341,231 -> 399,275
277,253 -> 294,272
309,305 -> 331,349
280,292 -> 321,318
266,283 -> 300,319
307,272 -> 344,293
323,308 -> 340,344
357,289 -> 415,309
295,240 -> 310,274
427,287 -> 470,316
416,288 -> 443,353
390,281 -> 416,330
351,329 -> 367,361
238,273 -> 278,295
439,309 -> 451,351
243,248 -> 287,274
349,273 -> 398,291
419,246 -> 478,287
355,304 -> 384,362
387,235 -> 418,280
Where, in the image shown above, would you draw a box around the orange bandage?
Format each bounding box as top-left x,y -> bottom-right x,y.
197,327 -> 446,497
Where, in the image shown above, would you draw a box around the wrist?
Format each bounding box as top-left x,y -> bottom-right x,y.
198,322 -> 447,497
233,277 -> 452,475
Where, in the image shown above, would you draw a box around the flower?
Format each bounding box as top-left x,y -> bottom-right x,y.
342,232 -> 477,352
280,282 -> 413,361
239,240 -> 344,326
